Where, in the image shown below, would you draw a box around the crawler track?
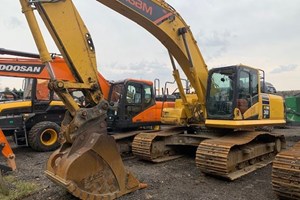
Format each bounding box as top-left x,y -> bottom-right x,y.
272,141 -> 300,199
132,128 -> 184,162
196,131 -> 285,180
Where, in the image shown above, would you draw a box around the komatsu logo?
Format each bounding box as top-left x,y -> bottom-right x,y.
0,64 -> 45,74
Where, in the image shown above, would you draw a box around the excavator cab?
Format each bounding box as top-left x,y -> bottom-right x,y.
206,65 -> 285,128
206,65 -> 259,119
107,79 -> 160,130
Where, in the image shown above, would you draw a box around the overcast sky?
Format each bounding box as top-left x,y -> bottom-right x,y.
0,0 -> 299,92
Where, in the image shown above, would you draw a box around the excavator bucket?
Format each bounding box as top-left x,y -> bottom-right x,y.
46,133 -> 145,199
45,108 -> 146,199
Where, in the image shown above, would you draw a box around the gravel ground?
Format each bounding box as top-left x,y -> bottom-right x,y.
1,126 -> 300,200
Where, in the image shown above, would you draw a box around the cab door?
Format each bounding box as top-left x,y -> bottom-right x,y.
236,68 -> 259,119
124,82 -> 143,119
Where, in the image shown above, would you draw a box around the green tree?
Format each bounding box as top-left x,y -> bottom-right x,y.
4,87 -> 10,92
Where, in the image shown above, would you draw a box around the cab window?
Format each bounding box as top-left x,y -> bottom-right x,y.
237,70 -> 259,113
251,72 -> 258,104
239,71 -> 250,98
126,84 -> 142,104
110,84 -> 124,103
144,85 -> 152,105
23,78 -> 33,100
207,71 -> 234,117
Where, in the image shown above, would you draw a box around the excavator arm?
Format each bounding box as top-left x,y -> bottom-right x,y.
19,0 -> 144,199
21,0 -> 101,119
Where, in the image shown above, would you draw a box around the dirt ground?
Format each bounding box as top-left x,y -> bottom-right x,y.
1,126 -> 300,200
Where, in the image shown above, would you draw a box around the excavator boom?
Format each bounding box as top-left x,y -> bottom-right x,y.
0,48 -> 111,98
97,0 -> 208,122
0,55 -> 74,81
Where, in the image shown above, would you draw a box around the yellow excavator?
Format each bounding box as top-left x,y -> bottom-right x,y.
18,0 -> 287,199
93,0 -> 285,180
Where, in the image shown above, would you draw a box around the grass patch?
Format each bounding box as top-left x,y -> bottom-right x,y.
0,175 -> 39,200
